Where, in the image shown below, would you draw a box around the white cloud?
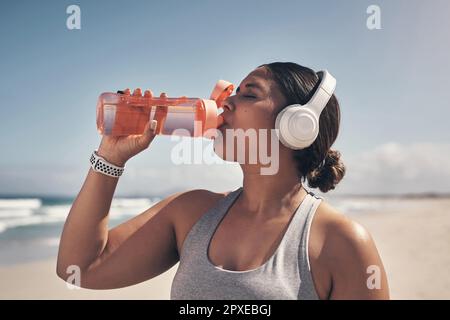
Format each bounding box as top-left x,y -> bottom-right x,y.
335,142 -> 450,195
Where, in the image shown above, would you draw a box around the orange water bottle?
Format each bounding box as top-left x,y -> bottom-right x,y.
96,80 -> 233,138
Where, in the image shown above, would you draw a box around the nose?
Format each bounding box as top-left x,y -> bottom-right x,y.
221,96 -> 235,112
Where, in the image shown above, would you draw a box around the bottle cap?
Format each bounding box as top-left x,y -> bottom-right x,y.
210,80 -> 234,106
202,99 -> 219,134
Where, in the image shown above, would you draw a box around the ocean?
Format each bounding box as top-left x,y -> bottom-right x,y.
0,196 -> 160,266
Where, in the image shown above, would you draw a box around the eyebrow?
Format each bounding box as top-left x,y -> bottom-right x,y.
236,82 -> 265,93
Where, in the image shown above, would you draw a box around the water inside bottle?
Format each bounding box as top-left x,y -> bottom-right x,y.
97,93 -> 207,137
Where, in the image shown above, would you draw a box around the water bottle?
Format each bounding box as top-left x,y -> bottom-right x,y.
96,80 -> 234,138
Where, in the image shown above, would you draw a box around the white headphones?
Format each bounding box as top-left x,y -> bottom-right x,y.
275,70 -> 336,150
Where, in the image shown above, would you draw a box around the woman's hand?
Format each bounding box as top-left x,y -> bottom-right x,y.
97,88 -> 167,166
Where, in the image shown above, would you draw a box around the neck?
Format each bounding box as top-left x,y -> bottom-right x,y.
237,152 -> 307,216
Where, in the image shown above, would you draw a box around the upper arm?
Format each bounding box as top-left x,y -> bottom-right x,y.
324,216 -> 390,300
80,189 -> 211,289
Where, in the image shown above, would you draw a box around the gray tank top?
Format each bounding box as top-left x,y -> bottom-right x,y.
170,186 -> 322,300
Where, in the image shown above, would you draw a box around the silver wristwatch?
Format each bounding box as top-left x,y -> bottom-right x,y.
90,150 -> 125,178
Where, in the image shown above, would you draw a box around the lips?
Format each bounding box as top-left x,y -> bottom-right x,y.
216,114 -> 228,129
217,114 -> 225,128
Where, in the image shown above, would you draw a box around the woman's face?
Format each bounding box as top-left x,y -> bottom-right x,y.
213,66 -> 288,163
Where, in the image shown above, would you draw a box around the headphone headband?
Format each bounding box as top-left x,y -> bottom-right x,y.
308,70 -> 337,116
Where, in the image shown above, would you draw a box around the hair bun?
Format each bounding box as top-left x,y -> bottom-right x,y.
306,149 -> 346,193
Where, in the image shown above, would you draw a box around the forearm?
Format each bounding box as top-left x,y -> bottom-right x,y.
57,167 -> 119,276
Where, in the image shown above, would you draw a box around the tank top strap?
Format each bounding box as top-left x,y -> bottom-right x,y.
286,190 -> 323,251
297,191 -> 322,299
298,191 -> 323,269
271,190 -> 316,264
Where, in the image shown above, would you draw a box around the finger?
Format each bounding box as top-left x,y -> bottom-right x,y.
160,92 -> 167,98
144,89 -> 153,97
123,88 -> 131,95
137,120 -> 158,148
133,88 -> 142,96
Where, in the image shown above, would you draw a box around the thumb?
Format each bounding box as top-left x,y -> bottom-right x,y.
137,120 -> 158,147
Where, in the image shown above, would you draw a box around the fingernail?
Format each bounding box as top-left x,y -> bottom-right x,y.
150,120 -> 158,131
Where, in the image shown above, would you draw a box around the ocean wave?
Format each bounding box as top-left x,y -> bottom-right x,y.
332,200 -> 380,213
39,203 -> 151,219
0,199 -> 41,209
331,198 -> 410,213
0,197 -> 158,234
39,205 -> 72,218
0,215 -> 63,233
0,208 -> 35,218
111,198 -> 155,208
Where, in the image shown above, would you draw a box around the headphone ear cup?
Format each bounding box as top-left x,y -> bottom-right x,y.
274,69 -> 335,150
275,104 -> 320,150
275,106 -> 292,149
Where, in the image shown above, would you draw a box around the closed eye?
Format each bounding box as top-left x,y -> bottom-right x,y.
243,95 -> 256,99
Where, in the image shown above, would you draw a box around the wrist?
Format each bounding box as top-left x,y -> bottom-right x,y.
90,150 -> 125,178
96,148 -> 127,167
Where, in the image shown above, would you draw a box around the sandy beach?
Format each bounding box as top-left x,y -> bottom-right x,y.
347,197 -> 450,299
0,259 -> 178,300
1,197 -> 449,300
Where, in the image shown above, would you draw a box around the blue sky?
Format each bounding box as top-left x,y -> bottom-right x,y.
1,0 -> 450,196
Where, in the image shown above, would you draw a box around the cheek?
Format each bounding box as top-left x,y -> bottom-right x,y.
235,105 -> 275,130
233,102 -> 275,129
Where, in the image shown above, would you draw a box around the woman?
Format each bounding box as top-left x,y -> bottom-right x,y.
57,62 -> 389,299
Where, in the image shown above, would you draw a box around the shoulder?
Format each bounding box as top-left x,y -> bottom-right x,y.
144,188 -> 228,230
166,188 -> 229,214
163,188 -> 234,256
313,200 -> 377,265
311,200 -> 389,299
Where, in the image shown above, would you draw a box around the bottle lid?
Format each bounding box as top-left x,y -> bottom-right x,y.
210,80 -> 234,106
202,99 -> 219,134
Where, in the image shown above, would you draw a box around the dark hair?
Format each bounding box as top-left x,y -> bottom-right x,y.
259,62 -> 346,193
